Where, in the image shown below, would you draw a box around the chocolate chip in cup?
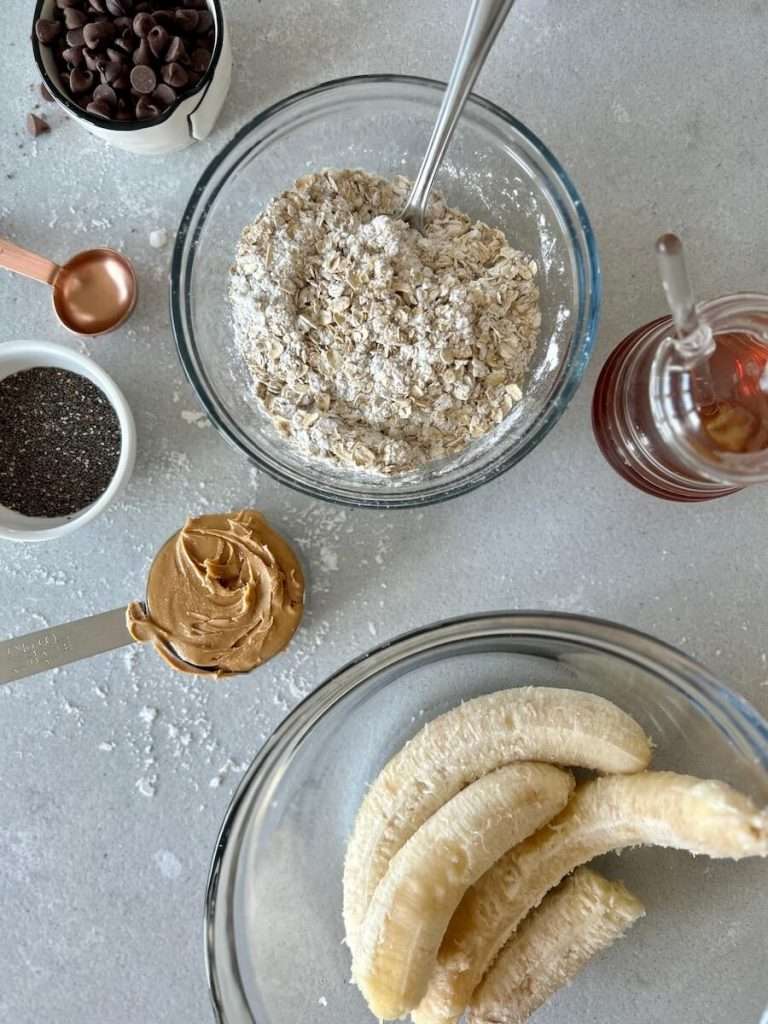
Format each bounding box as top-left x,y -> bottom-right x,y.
33,0 -> 217,130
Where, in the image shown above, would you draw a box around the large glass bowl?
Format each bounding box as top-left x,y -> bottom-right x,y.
172,76 -> 600,507
205,612 -> 768,1024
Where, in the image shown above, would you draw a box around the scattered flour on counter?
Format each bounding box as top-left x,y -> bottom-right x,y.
149,228 -> 168,249
135,774 -> 158,798
153,849 -> 182,879
139,706 -> 158,726
181,410 -> 209,428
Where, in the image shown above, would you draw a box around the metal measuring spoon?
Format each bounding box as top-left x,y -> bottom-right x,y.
400,0 -> 517,233
0,532 -> 215,685
0,236 -> 136,336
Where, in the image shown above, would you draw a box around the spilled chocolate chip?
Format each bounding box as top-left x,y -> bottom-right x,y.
26,113 -> 50,137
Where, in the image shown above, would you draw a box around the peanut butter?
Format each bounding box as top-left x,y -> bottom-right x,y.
126,510 -> 304,676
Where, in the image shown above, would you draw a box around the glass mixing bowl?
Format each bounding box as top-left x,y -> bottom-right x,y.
205,611 -> 768,1024
171,75 -> 600,507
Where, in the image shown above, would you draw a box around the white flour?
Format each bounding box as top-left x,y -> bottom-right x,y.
230,169 -> 541,474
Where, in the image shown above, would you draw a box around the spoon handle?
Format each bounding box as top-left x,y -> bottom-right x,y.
0,236 -> 58,285
402,0 -> 517,231
0,607 -> 134,685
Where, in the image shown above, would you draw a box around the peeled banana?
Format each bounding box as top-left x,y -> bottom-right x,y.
355,763 -> 574,1020
413,771 -> 768,1024
343,687 -> 652,954
466,867 -> 645,1024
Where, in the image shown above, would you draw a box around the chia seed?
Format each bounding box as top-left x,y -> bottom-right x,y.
0,366 -> 122,518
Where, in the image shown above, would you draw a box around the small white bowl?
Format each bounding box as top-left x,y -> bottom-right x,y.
0,341 -> 136,543
32,0 -> 232,156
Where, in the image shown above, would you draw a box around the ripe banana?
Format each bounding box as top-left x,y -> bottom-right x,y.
466,867 -> 645,1024
413,771 -> 768,1024
343,687 -> 651,955
355,763 -> 574,1020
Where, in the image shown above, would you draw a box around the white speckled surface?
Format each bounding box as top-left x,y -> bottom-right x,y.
1,1 -> 767,1022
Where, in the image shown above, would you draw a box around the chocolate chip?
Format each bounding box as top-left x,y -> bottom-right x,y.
161,60 -> 187,88
189,46 -> 210,72
39,83 -> 55,102
174,8 -> 198,32
63,45 -> 85,66
164,35 -> 187,63
43,0 -> 214,126
83,49 -> 103,70
132,38 -> 153,64
86,98 -> 112,117
152,82 -> 176,107
147,24 -> 169,57
35,18 -> 62,44
93,82 -> 117,106
130,63 -> 156,93
26,113 -> 50,137
195,9 -> 212,33
69,67 -> 94,94
83,21 -> 116,48
101,59 -> 125,82
132,12 -> 154,36
135,95 -> 160,119
63,8 -> 87,29
115,28 -> 136,52
66,26 -> 85,46
152,9 -> 176,28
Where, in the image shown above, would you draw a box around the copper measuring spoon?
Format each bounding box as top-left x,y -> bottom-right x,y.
0,236 -> 136,336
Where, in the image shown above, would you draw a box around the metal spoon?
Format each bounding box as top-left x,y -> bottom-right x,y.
0,236 -> 137,336
0,532 -> 213,685
400,0 -> 517,233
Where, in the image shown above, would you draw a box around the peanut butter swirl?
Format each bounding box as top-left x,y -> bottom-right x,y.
127,510 -> 304,677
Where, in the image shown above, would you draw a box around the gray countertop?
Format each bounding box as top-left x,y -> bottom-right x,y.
2,1 -> 767,1022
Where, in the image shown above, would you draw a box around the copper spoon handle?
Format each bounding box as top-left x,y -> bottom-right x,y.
0,236 -> 59,286
0,607 -> 134,685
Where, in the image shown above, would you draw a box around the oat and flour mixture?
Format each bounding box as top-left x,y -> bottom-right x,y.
229,169 -> 541,474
